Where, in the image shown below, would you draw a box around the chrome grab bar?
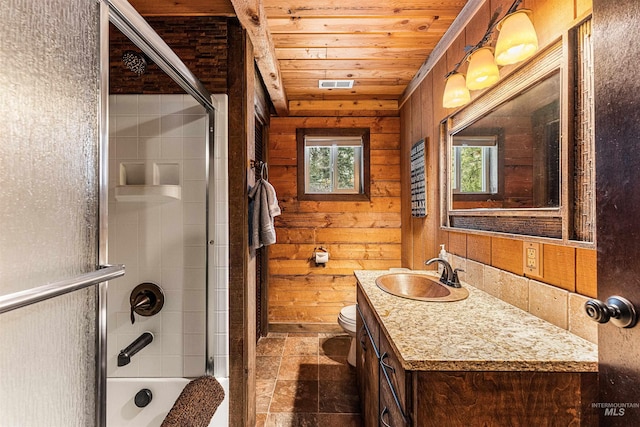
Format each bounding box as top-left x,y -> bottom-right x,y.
0,264 -> 125,314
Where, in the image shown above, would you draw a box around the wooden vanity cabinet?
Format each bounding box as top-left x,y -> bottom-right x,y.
413,371 -> 598,426
356,285 -> 598,427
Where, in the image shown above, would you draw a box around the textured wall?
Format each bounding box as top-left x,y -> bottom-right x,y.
109,17 -> 228,95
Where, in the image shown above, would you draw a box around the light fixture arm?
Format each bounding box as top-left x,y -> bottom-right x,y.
506,0 -> 524,15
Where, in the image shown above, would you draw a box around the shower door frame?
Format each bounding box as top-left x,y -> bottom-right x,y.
98,1 -> 217,425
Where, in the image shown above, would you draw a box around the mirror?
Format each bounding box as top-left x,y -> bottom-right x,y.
442,35 -> 595,242
450,70 -> 560,210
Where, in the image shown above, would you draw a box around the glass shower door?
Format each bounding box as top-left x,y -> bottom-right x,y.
0,0 -> 104,425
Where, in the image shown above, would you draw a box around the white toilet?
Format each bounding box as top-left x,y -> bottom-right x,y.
337,304 -> 358,366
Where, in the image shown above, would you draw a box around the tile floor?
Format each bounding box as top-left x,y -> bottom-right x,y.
255,332 -> 363,427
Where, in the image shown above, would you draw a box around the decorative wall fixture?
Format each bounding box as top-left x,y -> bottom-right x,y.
442,0 -> 538,108
410,138 -> 427,217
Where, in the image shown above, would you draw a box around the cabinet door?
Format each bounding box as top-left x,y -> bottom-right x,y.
379,375 -> 408,427
379,333 -> 408,414
357,287 -> 380,427
356,287 -> 379,344
356,306 -> 379,426
379,331 -> 410,426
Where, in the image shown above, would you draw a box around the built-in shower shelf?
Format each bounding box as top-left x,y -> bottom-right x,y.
115,185 -> 181,203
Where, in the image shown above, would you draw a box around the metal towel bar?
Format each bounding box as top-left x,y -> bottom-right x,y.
0,264 -> 125,314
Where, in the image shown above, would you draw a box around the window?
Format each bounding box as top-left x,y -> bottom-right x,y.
297,128 -> 370,201
451,135 -> 498,195
305,137 -> 362,193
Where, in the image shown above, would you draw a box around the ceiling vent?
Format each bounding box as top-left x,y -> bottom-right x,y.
318,79 -> 354,89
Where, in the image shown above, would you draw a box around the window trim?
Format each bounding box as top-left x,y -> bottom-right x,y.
450,128 -> 505,202
452,135 -> 499,195
296,128 -> 370,201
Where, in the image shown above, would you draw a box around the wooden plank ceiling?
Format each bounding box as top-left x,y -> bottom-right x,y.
264,0 -> 467,116
128,0 -> 469,116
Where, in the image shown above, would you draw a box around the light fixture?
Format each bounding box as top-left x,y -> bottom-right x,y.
441,0 -> 538,109
466,47 -> 500,91
442,73 -> 471,109
494,9 -> 538,66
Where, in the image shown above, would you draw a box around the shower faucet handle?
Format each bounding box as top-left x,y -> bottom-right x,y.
129,283 -> 165,324
130,294 -> 151,324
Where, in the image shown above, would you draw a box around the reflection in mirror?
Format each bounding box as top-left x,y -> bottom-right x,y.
450,70 -> 560,210
452,135 -> 500,195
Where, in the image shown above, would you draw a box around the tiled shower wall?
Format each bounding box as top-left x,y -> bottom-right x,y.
107,94 -> 209,378
210,94 -> 229,378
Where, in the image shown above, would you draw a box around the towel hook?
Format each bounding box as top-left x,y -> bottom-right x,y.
250,160 -> 268,181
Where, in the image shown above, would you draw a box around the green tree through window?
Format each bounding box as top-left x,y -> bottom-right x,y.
297,128 -> 370,201
304,136 -> 362,194
460,147 -> 483,192
451,137 -> 498,195
337,147 -> 356,189
308,146 -> 331,192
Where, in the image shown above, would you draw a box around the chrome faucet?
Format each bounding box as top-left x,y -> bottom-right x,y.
425,258 -> 463,288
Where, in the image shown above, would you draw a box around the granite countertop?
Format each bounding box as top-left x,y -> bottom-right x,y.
355,269 -> 598,372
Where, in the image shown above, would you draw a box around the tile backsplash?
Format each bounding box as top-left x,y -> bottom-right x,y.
451,254 -> 597,344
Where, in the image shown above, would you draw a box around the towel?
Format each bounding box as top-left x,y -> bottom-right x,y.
263,180 -> 281,217
249,179 -> 281,249
161,376 -> 225,427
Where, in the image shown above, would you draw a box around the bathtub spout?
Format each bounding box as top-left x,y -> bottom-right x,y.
118,332 -> 153,367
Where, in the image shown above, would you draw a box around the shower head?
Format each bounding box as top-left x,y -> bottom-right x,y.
122,50 -> 148,76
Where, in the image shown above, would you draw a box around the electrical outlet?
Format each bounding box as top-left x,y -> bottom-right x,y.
523,242 -> 542,278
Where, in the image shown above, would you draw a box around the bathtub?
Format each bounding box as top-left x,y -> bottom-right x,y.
107,377 -> 229,426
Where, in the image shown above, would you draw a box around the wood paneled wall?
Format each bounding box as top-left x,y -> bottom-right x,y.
268,117 -> 402,326
400,0 -> 597,297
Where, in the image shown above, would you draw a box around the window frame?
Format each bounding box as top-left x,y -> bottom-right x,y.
449,128 -> 505,203
451,135 -> 499,196
304,138 -> 363,194
296,128 -> 370,201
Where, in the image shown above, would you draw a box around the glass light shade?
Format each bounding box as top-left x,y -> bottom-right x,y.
443,73 -> 470,108
466,47 -> 500,90
495,9 -> 538,66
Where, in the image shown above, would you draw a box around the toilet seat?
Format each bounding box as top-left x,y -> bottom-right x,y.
338,304 -> 357,334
